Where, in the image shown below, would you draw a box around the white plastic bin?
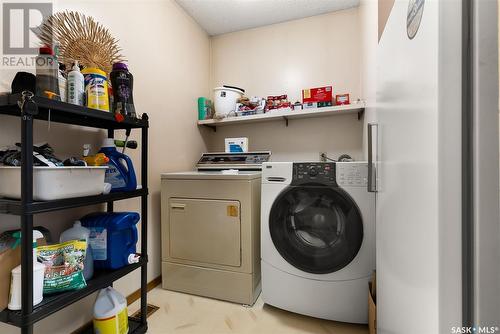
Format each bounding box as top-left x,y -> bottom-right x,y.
0,166 -> 107,201
213,86 -> 244,117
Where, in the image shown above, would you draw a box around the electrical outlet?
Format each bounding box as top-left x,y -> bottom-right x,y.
319,152 -> 327,162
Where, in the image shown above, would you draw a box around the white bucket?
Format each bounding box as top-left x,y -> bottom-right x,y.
213,86 -> 244,118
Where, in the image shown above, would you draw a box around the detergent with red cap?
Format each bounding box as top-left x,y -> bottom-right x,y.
99,138 -> 137,192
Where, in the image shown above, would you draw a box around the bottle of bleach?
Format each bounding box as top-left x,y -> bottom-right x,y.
99,138 -> 137,192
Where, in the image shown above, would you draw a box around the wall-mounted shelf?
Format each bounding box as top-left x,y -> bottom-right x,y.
198,102 -> 365,131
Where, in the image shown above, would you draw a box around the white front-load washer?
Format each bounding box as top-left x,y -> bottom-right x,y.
261,161 -> 375,323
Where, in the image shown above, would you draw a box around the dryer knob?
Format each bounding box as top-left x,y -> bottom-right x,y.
308,166 -> 318,177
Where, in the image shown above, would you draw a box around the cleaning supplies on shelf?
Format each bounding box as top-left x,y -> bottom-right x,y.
35,46 -> 60,100
81,212 -> 140,270
67,61 -> 85,106
37,240 -> 87,294
60,221 -> 94,281
8,230 -> 45,310
93,287 -> 129,334
82,67 -> 110,111
110,62 -> 136,118
99,138 -> 137,192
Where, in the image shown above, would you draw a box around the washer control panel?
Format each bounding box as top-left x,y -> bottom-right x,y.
336,162 -> 368,187
292,162 -> 336,185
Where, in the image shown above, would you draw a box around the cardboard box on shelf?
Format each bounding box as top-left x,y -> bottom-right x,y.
0,244 -> 21,311
302,86 -> 333,104
368,271 -> 377,334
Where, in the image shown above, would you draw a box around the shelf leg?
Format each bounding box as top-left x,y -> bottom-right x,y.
107,129 -> 114,212
140,122 -> 149,326
21,106 -> 34,334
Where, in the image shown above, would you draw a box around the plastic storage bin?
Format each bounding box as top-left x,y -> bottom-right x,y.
81,212 -> 140,270
0,166 -> 107,201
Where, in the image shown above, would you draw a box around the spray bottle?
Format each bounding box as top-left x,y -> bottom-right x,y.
8,230 -> 45,310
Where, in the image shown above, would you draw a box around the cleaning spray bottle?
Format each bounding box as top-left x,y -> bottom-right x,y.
99,138 -> 137,192
8,230 -> 45,310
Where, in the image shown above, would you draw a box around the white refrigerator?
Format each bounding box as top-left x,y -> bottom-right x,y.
372,0 -> 500,333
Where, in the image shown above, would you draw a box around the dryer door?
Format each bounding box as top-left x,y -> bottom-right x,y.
269,185 -> 363,274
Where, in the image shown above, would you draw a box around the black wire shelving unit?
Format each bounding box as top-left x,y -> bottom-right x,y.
0,93 -> 149,334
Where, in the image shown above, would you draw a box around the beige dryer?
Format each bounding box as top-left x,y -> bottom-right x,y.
161,171 -> 261,305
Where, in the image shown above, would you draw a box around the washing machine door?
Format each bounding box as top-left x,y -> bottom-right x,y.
269,185 -> 363,274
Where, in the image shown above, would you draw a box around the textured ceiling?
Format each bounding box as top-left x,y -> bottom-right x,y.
176,0 -> 360,36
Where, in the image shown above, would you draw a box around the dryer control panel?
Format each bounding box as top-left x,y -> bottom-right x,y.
292,162 -> 336,185
336,162 -> 368,187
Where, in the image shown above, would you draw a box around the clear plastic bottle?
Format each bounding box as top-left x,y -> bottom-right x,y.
60,220 -> 94,280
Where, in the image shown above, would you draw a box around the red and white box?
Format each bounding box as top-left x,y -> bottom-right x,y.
302,86 -> 333,104
335,94 -> 350,105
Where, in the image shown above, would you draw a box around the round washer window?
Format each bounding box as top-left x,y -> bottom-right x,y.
269,185 -> 363,274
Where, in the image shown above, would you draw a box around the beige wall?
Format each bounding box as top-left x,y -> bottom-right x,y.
205,8 -> 364,161
0,0 -> 210,333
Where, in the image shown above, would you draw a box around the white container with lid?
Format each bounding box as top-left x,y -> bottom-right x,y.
213,86 -> 245,118
8,230 -> 45,310
0,166 -> 107,201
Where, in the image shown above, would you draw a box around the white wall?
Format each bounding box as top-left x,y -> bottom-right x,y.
0,0 -> 210,332
205,8 -> 364,162
358,0 -> 378,158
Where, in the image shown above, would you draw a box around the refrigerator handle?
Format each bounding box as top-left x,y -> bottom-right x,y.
367,123 -> 378,193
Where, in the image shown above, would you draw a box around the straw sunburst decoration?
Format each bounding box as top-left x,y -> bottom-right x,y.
37,11 -> 125,74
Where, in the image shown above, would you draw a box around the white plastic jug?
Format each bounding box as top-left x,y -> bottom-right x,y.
60,221 -> 94,280
93,287 -> 129,334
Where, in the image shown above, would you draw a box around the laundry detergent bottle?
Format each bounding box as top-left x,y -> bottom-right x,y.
99,138 -> 137,192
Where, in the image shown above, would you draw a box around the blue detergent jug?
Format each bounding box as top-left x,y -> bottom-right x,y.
81,212 -> 140,270
99,138 -> 137,192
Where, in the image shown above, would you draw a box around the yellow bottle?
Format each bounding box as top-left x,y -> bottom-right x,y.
93,287 -> 128,334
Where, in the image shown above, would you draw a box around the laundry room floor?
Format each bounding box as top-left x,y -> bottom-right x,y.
128,287 -> 369,334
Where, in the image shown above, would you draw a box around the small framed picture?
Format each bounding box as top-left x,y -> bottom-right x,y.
335,94 -> 350,105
